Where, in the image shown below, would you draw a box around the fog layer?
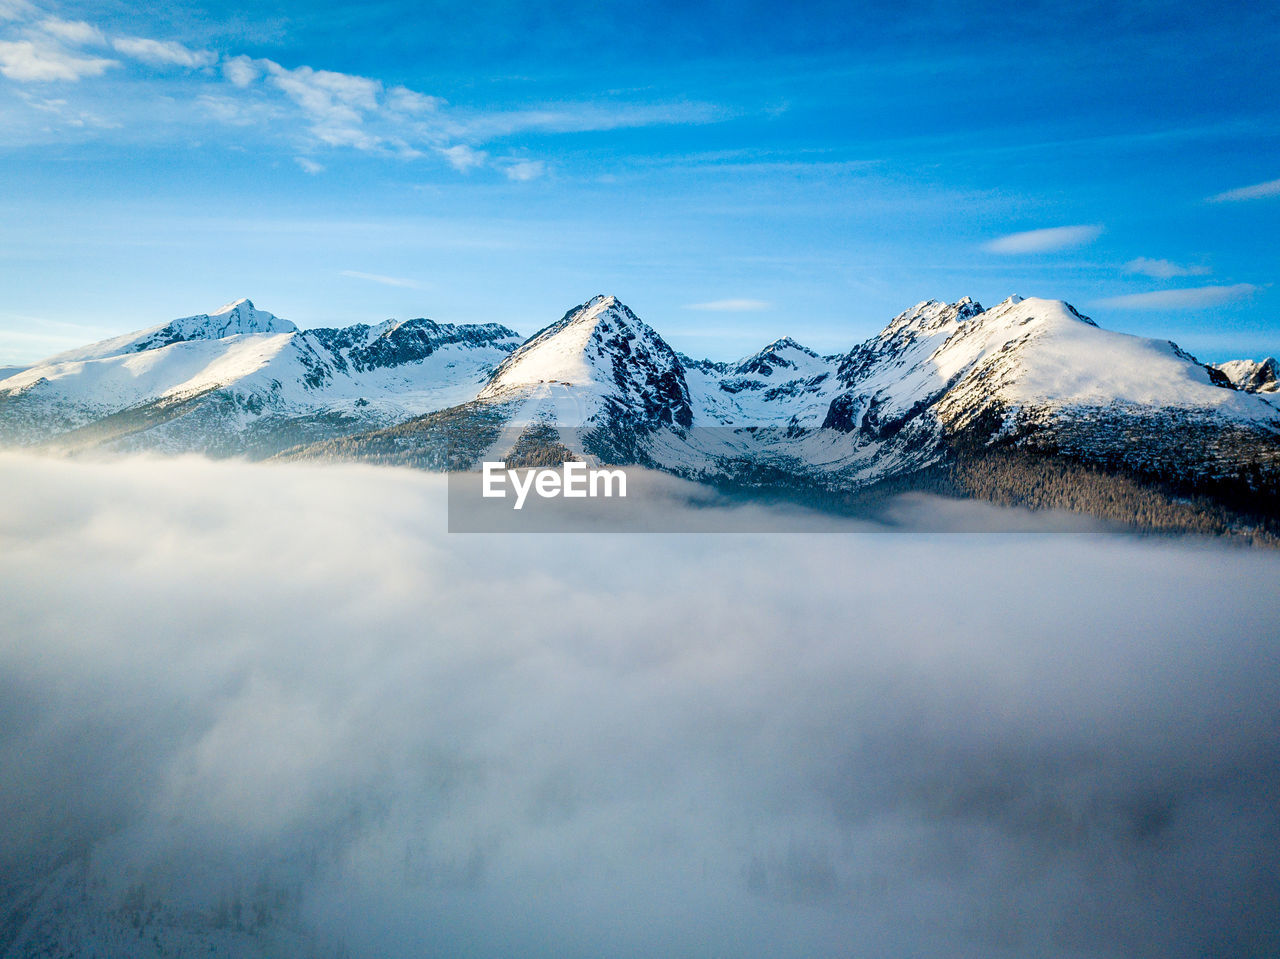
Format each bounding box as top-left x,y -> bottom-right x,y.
0,453 -> 1277,958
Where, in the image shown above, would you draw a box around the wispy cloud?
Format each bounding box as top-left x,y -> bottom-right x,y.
221,54 -> 258,88
438,144 -> 486,172
0,0 -> 36,21
385,86 -> 443,115
112,37 -> 215,69
684,299 -> 772,312
451,100 -> 724,140
262,60 -> 385,151
503,159 -> 545,181
1207,177 -> 1280,203
36,17 -> 102,45
1095,283 -> 1258,310
1,6 -> 728,177
1124,257 -> 1211,279
984,224 -> 1103,254
15,88 -> 118,129
294,156 -> 323,174
339,269 -> 421,289
0,38 -> 115,80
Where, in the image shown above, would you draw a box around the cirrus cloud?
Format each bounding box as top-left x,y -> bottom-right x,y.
984,224 -> 1104,254
111,36 -> 215,69
1207,177 -> 1280,203
338,269 -> 421,289
1095,283 -> 1258,310
1124,257 -> 1211,279
684,298 -> 772,311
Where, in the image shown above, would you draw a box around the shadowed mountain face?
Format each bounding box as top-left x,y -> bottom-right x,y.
3,293 -> 1279,537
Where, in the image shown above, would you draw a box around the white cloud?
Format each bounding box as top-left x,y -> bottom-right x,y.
983,224 -> 1104,254
0,39 -> 116,81
1095,283 -> 1258,310
221,54 -> 259,88
454,100 -> 724,140
387,85 -> 444,115
294,156 -> 324,174
0,14 -> 716,178
338,269 -> 421,288
1124,257 -> 1211,279
0,454 -> 1278,958
1207,177 -> 1280,203
503,159 -> 545,181
0,0 -> 35,22
196,91 -> 279,127
438,143 -> 486,172
36,18 -> 104,46
14,88 -> 117,130
684,298 -> 772,312
112,36 -> 215,69
263,60 -> 383,150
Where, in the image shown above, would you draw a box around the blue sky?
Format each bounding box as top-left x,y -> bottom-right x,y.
1,0 -> 1277,364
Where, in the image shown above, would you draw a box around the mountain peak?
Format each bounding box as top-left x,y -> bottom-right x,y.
1215,356 -> 1280,393
882,297 -> 983,338
213,297 -> 256,315
480,295 -> 693,427
764,336 -> 813,352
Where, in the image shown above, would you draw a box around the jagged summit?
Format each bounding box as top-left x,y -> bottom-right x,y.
33,299 -> 296,366
733,337 -> 824,377
479,293 -> 693,427
482,293 -> 667,394
583,293 -> 620,311
882,297 -> 984,337
1216,356 -> 1279,393
213,297 -> 255,315
134,301 -> 297,352
755,336 -> 818,356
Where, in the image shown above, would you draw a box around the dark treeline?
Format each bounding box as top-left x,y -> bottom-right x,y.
943,450 -> 1278,546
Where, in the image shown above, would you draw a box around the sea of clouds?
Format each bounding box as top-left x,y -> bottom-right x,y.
0,452 -> 1277,958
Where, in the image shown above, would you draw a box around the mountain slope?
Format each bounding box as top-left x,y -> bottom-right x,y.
5,290 -> 1278,537
282,292 -> 1280,538
0,300 -> 521,455
478,293 -> 694,428
40,298 -> 299,364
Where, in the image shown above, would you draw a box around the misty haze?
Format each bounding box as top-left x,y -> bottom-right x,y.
1,453 -> 1277,958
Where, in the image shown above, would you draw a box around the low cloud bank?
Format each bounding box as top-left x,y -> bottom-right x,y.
1,453 -> 1278,958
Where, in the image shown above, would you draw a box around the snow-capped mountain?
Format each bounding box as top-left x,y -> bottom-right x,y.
477,294 -> 694,429
0,299 -> 521,455
1215,356 -> 1279,393
279,292 -> 1280,537
681,337 -> 842,428
42,298 -> 299,364
3,291 -> 1278,536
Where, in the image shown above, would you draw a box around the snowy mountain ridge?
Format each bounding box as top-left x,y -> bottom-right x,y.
42,298 -> 298,365
267,292 -> 1280,539
2,292 -> 1278,529
0,300 -> 521,454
